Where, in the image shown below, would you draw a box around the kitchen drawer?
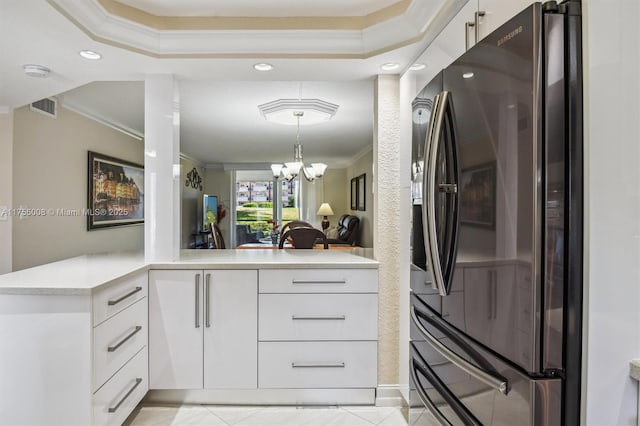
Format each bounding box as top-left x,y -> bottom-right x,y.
93,271 -> 148,326
259,269 -> 377,294
93,347 -> 148,426
94,298 -> 148,392
259,293 -> 377,341
259,341 -> 377,389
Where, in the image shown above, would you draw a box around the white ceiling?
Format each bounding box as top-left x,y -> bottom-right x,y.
0,0 -> 463,167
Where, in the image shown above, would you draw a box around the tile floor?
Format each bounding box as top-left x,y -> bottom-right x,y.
125,405 -> 409,426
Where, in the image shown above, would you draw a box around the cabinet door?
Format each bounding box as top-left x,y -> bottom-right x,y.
149,270 -> 203,389
414,0 -> 478,92
477,0 -> 533,42
203,270 -> 257,389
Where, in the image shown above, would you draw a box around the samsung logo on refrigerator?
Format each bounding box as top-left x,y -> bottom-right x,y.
497,26 -> 523,46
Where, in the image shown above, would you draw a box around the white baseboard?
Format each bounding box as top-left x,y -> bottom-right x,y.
376,384 -> 409,407
144,389 -> 376,406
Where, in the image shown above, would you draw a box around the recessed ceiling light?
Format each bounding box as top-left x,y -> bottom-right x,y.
79,50 -> 102,60
463,72 -> 475,79
253,63 -> 274,71
23,64 -> 50,78
380,63 -> 400,71
409,63 -> 427,71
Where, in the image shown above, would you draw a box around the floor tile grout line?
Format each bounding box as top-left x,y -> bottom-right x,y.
376,408 -> 406,426
202,405 -> 268,426
338,407 -> 377,425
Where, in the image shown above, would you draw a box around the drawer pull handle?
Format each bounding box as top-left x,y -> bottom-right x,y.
291,362 -> 345,368
291,280 -> 346,285
205,273 -> 211,328
195,274 -> 200,329
107,326 -> 142,352
107,287 -> 142,306
292,315 -> 346,321
108,377 -> 142,413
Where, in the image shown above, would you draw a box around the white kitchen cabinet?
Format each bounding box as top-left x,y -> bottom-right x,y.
149,269 -> 258,390
0,270 -> 149,426
415,0 -> 535,92
203,269 -> 257,389
149,270 -> 203,389
257,268 -> 378,398
476,0 -> 533,43
414,0 -> 478,91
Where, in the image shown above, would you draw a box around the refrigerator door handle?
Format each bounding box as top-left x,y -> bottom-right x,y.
411,353 -> 482,426
423,91 -> 459,296
422,92 -> 442,293
411,305 -> 509,394
410,359 -> 454,426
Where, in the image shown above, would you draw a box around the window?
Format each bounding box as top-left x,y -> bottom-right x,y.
234,171 -> 300,246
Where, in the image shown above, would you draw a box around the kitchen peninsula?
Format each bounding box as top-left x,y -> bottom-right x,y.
0,249 -> 378,426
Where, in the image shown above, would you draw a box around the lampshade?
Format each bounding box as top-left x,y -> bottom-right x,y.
316,203 -> 334,216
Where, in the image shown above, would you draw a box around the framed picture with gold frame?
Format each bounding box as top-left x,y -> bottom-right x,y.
88,151 -> 144,230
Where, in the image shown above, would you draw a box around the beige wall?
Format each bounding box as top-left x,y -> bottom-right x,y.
12,105 -> 144,270
320,168 -> 348,229
0,110 -> 13,273
347,149 -> 374,248
180,157 -> 205,248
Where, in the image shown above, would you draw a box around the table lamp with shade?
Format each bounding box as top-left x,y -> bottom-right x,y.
316,203 -> 334,231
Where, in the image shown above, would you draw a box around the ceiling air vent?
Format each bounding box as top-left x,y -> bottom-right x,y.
30,97 -> 57,118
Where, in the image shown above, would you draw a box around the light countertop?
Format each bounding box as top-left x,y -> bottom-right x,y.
0,249 -> 378,295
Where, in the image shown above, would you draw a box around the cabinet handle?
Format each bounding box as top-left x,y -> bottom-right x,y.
474,10 -> 486,44
107,287 -> 142,306
108,378 -> 142,413
291,279 -> 346,285
292,315 -> 346,321
107,326 -> 142,352
291,362 -> 345,368
195,274 -> 200,329
465,21 -> 475,50
205,273 -> 211,328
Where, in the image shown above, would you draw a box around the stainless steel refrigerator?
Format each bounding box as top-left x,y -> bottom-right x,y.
409,2 -> 583,424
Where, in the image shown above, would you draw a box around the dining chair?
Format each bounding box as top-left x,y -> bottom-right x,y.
278,227 -> 328,249
209,223 -> 226,249
279,220 -> 314,239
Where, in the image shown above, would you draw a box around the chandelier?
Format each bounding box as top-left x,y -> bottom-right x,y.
271,111 -> 327,182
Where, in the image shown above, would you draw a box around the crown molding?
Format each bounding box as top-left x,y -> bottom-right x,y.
47,0 -> 460,59
60,101 -> 144,141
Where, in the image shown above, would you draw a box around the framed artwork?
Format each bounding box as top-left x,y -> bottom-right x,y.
350,177 -> 358,210
357,173 -> 366,211
459,162 -> 496,228
88,151 -> 144,230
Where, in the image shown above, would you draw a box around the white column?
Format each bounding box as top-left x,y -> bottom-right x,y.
144,75 -> 180,262
397,73 -> 415,400
373,74 -> 404,393
0,108 -> 13,273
